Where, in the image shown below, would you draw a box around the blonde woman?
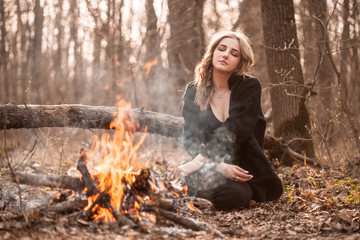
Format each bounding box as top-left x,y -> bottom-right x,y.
174,31 -> 283,210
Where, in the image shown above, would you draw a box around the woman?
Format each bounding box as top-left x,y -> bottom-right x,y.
174,31 -> 283,211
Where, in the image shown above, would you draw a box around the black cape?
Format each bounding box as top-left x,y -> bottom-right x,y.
182,74 -> 283,202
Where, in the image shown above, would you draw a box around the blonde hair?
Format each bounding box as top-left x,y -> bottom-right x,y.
194,31 -> 255,110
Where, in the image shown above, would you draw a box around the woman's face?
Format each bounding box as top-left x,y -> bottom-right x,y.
212,37 -> 241,73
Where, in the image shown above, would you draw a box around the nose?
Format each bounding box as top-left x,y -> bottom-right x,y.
222,50 -> 230,58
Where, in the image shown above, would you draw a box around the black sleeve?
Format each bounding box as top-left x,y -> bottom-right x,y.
202,78 -> 262,160
181,82 -> 203,158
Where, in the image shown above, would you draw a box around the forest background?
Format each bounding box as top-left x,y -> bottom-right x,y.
1,0 -> 360,168
0,0 -> 360,176
0,0 -> 360,239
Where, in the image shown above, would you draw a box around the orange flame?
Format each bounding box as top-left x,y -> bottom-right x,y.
82,97 -> 192,224
84,98 -> 147,222
186,203 -> 197,212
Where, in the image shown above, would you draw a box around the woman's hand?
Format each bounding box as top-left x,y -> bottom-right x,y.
174,154 -> 207,178
216,162 -> 253,182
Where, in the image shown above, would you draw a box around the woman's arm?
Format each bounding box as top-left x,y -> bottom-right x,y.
181,82 -> 204,158
174,153 -> 207,178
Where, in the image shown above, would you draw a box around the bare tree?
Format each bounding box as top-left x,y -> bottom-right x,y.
0,0 -> 8,103
339,0 -> 360,150
31,0 -> 44,103
260,0 -> 316,160
141,0 -> 164,112
167,0 -> 205,114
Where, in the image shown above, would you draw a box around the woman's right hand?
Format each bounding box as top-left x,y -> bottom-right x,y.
174,154 -> 207,179
216,162 -> 253,182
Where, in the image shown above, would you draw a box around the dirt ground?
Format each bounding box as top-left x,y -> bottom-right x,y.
0,129 -> 359,239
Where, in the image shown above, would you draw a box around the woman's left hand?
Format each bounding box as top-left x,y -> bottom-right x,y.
216,162 -> 253,182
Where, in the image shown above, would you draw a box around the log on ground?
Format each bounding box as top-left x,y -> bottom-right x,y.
0,104 -> 319,167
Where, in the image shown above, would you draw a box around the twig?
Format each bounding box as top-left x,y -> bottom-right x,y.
15,140 -> 37,171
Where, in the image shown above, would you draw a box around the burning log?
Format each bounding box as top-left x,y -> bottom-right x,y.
0,103 -> 319,168
77,149 -> 99,196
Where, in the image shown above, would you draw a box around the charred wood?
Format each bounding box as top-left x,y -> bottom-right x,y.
77,149 -> 99,196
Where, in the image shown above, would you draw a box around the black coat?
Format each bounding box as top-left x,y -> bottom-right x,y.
182,74 -> 283,202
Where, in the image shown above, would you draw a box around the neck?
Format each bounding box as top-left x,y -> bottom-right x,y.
212,69 -> 231,91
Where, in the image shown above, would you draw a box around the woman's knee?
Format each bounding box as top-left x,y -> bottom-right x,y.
213,181 -> 253,210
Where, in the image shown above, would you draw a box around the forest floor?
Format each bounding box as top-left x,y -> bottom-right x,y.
0,130 -> 360,240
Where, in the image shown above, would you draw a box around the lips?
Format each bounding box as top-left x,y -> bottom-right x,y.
219,60 -> 228,65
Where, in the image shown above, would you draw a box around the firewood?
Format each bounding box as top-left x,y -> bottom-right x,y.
181,197 -> 214,210
76,149 -> 99,196
0,104 -> 320,168
105,202 -> 137,228
46,199 -> 88,213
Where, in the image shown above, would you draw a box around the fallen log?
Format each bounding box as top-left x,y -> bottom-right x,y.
0,104 -> 319,168
0,103 -> 181,138
5,171 -> 84,191
46,199 -> 88,213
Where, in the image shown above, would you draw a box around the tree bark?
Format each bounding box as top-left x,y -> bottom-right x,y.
0,104 -> 183,138
260,0 -> 316,160
0,104 -> 319,167
0,0 -> 8,103
142,0 -> 164,112
31,0 -> 44,103
166,0 -> 205,114
301,0 -> 341,144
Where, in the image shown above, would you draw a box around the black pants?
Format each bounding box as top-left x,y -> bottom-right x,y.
184,164 -> 253,211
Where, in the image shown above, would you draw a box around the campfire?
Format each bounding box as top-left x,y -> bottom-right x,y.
31,98 -> 221,234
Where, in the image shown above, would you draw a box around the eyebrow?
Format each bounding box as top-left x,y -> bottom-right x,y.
219,44 -> 240,53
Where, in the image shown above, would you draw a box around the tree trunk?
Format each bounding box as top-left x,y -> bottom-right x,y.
339,0 -> 360,150
0,0 -> 8,103
167,0 -> 205,114
260,0 -> 316,159
142,0 -> 164,112
31,0 -> 44,103
70,0 -> 82,102
53,0 -> 64,104
300,0 -> 338,146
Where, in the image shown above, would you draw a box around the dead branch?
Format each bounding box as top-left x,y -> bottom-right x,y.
154,207 -> 225,237
46,199 -> 88,213
3,171 -> 84,191
264,134 -> 320,168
